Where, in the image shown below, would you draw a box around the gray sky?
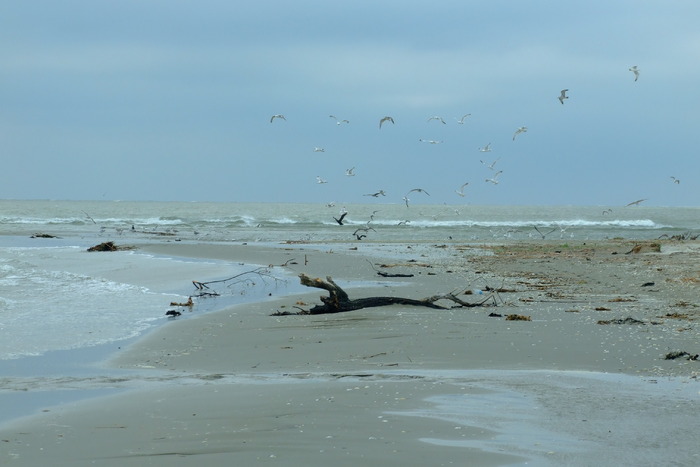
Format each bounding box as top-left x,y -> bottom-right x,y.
2,1 -> 698,206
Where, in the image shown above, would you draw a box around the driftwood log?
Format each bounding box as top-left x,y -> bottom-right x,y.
285,273 -> 491,315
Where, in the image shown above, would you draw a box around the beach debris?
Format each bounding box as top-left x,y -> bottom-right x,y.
597,316 -> 646,325
165,310 -> 181,317
366,260 -> 413,277
663,311 -> 692,319
170,297 -> 194,307
30,233 -> 59,238
625,242 -> 660,254
87,241 -> 135,252
641,281 -> 655,287
190,267 -> 283,299
505,314 -> 531,321
664,351 -> 698,361
658,231 -> 699,240
272,274 -> 493,315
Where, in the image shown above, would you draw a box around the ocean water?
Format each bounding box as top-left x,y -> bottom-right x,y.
0,199 -> 698,363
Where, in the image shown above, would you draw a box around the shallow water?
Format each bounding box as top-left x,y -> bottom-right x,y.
1,200 -> 699,440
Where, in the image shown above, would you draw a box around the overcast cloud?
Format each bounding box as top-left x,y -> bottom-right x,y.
1,1 -> 698,206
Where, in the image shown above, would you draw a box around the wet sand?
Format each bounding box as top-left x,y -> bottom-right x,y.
1,239 -> 699,466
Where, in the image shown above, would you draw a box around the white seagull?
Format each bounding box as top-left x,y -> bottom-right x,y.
329,115 -> 349,125
480,157 -> 500,170
670,176 -> 680,184
427,116 -> 447,124
629,65 -> 640,82
406,188 -> 430,196
379,116 -> 395,128
364,190 -> 386,197
419,139 -> 443,144
316,176 -> 328,184
345,167 -> 356,176
403,188 -> 430,207
313,147 -> 325,152
485,170 -> 503,185
456,114 -> 471,124
478,143 -> 492,152
455,182 -> 469,197
513,126 -> 528,141
558,89 -> 569,104
270,114 -> 286,123
625,198 -> 647,207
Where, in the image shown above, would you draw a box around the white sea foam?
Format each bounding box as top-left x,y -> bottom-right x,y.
0,246 -> 247,360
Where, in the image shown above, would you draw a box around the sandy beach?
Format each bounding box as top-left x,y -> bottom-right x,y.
2,239 -> 699,466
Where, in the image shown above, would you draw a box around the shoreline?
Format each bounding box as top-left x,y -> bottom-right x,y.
2,238 -> 699,465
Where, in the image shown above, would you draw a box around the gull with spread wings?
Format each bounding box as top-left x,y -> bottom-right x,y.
455,182 -> 469,197
625,198 -> 647,207
379,116 -> 395,128
629,66 -> 640,82
427,116 -> 446,124
558,89 -> 569,104
402,188 -> 430,207
513,127 -> 528,141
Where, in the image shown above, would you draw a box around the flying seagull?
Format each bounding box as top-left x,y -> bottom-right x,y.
402,188 -> 430,207
353,226 -> 375,240
456,114 -> 471,124
625,198 -> 647,207
313,147 -> 325,152
379,116 -> 395,128
670,176 -> 680,184
478,143 -> 492,152
270,114 -> 286,123
316,176 -> 328,184
427,116 -> 447,124
455,182 -> 469,197
406,188 -> 430,196
485,170 -> 503,185
513,126 -> 528,141
629,66 -> 640,82
419,139 -> 443,144
558,89 -> 569,104
364,190 -> 386,197
480,157 -> 500,170
329,115 -> 349,125
345,167 -> 356,176
333,209 -> 348,225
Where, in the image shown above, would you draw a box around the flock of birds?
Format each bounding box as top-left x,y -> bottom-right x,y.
269,65 -> 680,219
